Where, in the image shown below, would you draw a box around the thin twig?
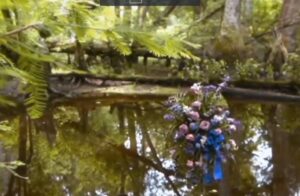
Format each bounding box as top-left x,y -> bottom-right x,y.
5,167 -> 29,180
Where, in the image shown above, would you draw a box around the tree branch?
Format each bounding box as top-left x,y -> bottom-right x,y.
176,4 -> 225,36
0,23 -> 42,37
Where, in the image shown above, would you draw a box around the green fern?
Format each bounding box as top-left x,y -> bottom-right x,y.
0,96 -> 17,107
0,60 -> 48,119
115,29 -> 199,60
0,38 -> 55,62
132,32 -> 167,57
105,30 -> 132,55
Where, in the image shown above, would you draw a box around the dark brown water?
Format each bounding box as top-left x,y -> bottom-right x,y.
1,97 -> 300,196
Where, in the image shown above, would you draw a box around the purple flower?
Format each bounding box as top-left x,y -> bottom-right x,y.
195,142 -> 201,149
216,83 -> 227,93
223,75 -> 231,82
223,110 -> 230,117
232,120 -> 243,131
226,117 -> 235,123
189,122 -> 200,132
164,114 -> 175,121
185,143 -> 195,156
216,76 -> 231,93
210,118 -> 220,127
202,85 -> 217,95
170,103 -> 183,114
175,131 -> 185,141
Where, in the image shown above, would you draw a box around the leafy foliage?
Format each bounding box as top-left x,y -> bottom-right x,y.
0,61 -> 48,119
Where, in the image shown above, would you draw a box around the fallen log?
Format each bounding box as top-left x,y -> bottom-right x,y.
50,73 -> 197,87
50,83 -> 300,105
3,75 -> 300,110
223,87 -> 300,104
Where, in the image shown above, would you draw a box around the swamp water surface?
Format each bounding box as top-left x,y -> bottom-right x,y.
0,96 -> 300,196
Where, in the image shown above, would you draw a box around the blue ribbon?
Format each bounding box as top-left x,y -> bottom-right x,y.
203,129 -> 225,184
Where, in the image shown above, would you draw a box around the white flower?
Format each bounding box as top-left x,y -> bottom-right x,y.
229,139 -> 238,150
183,105 -> 192,114
229,124 -> 237,132
213,115 -> 223,122
200,136 -> 207,145
226,118 -> 235,123
190,83 -> 202,94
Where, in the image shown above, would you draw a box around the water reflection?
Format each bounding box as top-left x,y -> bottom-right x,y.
1,98 -> 300,196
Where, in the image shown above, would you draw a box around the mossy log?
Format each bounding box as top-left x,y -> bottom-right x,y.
49,74 -> 300,104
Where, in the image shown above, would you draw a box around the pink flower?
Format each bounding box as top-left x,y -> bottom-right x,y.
199,120 -> 210,131
186,134 -> 195,141
188,111 -> 200,121
186,160 -> 194,168
179,124 -> 189,134
191,101 -> 202,111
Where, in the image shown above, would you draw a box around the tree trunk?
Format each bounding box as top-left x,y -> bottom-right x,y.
279,0 -> 300,52
124,7 -> 132,27
216,0 -> 245,72
243,0 -> 253,28
221,0 -> 242,36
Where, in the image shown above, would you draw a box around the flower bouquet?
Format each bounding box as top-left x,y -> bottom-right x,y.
164,77 -> 242,184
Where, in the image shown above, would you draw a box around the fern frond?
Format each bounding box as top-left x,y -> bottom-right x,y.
0,53 -> 14,66
163,37 -> 199,60
0,96 -> 17,107
0,38 -> 55,62
115,29 -> 199,60
0,65 -> 48,119
132,32 -> 167,57
105,30 -> 132,55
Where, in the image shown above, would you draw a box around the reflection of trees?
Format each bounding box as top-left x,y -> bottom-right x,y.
266,105 -> 300,196
136,107 -> 180,196
2,101 -> 300,195
5,115 -> 31,196
263,105 -> 289,196
3,101 -> 174,195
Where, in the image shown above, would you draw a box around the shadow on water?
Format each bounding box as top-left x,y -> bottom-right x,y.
1,97 -> 300,196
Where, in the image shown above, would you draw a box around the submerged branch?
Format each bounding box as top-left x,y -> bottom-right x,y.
110,143 -> 175,176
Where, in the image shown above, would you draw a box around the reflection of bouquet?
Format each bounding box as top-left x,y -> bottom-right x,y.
164,77 -> 242,184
